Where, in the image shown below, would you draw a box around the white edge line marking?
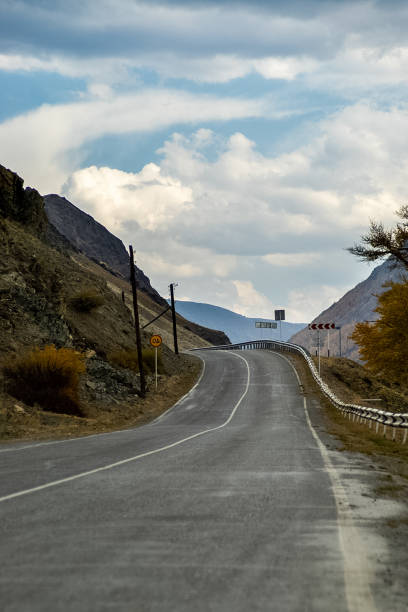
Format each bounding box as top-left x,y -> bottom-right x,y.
0,352 -> 250,504
276,352 -> 376,612
0,353 -> 206,453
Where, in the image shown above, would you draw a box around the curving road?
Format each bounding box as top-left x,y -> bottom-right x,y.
0,349 -> 376,611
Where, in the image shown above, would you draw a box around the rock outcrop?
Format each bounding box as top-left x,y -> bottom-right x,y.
0,164 -> 47,233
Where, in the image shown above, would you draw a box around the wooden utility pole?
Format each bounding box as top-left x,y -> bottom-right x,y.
129,245 -> 146,397
169,283 -> 179,355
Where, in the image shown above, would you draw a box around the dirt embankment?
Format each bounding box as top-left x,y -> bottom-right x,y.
312,356 -> 408,413
0,214 -> 204,442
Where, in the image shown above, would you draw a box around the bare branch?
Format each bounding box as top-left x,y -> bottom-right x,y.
348,208 -> 408,270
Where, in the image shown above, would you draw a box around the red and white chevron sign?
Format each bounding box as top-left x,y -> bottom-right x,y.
308,323 -> 336,330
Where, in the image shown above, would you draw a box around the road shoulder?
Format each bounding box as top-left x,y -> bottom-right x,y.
286,352 -> 408,612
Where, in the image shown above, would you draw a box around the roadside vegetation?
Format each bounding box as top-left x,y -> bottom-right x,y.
0,214 -> 203,442
312,355 -> 408,413
288,206 -> 408,482
346,204 -> 408,399
69,289 -> 105,313
109,347 -> 164,374
3,345 -> 86,416
351,282 -> 408,386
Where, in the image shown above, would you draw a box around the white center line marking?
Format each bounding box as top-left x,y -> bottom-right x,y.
0,352 -> 250,504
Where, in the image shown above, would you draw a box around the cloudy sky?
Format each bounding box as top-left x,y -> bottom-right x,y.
1,0 -> 407,322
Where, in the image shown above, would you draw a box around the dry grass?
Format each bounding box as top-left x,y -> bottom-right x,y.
287,353 -> 408,481
0,353 -> 202,442
69,289 -> 105,313
312,356 -> 408,413
142,348 -> 163,373
109,347 -> 163,374
3,345 -> 86,416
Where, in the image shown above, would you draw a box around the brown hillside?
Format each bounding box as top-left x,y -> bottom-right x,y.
43,192 -> 230,347
0,163 -> 219,441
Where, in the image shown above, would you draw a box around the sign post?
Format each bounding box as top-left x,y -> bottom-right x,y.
308,323 -> 336,372
335,326 -> 342,357
274,309 -> 285,341
150,334 -> 162,390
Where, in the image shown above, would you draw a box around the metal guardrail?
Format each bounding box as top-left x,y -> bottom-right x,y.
194,340 -> 408,442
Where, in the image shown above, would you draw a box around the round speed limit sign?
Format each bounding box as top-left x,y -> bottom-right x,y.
150,334 -> 162,348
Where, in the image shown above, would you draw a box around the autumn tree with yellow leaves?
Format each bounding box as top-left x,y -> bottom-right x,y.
351,282 -> 408,385
349,205 -> 408,386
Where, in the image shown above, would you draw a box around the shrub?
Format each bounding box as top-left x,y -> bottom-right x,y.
69,289 -> 104,313
3,345 -> 86,416
109,349 -> 139,372
109,348 -> 163,374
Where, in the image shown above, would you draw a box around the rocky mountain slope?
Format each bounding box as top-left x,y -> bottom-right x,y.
289,259 -> 406,360
44,194 -> 165,306
44,193 -> 229,346
173,300 -> 305,344
0,163 -> 229,439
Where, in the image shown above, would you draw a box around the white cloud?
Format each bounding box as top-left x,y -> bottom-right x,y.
262,252 -> 321,267
66,164 -> 193,233
2,1 -> 408,92
2,1 -> 408,325
312,44 -> 408,91
253,56 -> 318,80
139,254 -> 201,279
0,89 -> 266,193
61,103 -> 408,320
287,285 -> 349,323
232,280 -> 275,318
135,249 -> 237,281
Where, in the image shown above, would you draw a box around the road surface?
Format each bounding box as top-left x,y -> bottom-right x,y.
0,349 -> 377,611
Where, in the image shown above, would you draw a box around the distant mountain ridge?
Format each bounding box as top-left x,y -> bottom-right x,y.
289,259 -> 406,360
172,300 -> 305,344
44,194 -> 166,306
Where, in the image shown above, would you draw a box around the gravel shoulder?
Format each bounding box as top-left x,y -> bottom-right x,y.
286,353 -> 408,612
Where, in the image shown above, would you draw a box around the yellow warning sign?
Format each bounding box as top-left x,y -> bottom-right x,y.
150,334 -> 162,348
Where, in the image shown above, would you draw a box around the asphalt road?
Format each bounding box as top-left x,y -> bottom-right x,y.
0,349 -> 376,611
